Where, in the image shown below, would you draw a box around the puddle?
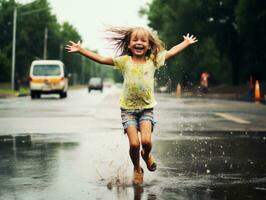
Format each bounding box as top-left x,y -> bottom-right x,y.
0,132 -> 266,199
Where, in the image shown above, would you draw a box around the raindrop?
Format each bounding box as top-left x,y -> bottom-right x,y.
206,169 -> 211,174
224,160 -> 228,164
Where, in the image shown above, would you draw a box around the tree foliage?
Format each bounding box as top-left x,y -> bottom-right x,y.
0,0 -> 107,85
144,0 -> 266,87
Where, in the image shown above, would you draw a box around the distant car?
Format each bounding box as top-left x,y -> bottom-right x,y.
88,77 -> 103,92
29,60 -> 68,99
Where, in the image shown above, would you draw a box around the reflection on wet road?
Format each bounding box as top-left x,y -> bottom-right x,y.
154,131 -> 266,199
1,88 -> 266,199
1,131 -> 266,200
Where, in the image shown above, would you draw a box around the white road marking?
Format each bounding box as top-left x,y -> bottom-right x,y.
215,112 -> 250,124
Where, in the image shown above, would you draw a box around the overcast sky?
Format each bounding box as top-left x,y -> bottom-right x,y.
18,0 -> 151,55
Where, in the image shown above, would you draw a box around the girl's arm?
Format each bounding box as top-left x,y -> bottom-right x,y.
65,41 -> 114,66
165,34 -> 198,61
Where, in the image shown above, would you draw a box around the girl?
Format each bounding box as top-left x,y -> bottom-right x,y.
65,26 -> 198,185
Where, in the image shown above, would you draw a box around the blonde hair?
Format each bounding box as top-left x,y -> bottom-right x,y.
105,26 -> 165,67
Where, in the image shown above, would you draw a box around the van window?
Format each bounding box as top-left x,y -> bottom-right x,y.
33,65 -> 61,76
89,77 -> 102,84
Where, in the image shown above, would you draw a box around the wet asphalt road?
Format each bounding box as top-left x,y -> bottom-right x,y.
1,86 -> 266,200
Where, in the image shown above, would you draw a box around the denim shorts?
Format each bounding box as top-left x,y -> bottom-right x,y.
120,108 -> 156,134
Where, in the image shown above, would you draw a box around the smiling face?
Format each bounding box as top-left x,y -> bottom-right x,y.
128,28 -> 150,58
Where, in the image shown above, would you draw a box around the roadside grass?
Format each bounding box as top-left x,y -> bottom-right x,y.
0,83 -> 87,98
0,83 -> 30,97
69,84 -> 87,90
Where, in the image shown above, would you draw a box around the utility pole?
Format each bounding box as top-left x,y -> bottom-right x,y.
43,27 -> 48,59
10,4 -> 49,90
11,7 -> 17,90
59,44 -> 63,60
82,56 -> 85,84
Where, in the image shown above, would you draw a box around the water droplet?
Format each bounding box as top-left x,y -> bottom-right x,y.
206,169 -> 211,174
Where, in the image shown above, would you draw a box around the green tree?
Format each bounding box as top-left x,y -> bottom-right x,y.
236,0 -> 266,82
143,0 -> 249,87
0,0 -> 85,85
0,0 -> 15,82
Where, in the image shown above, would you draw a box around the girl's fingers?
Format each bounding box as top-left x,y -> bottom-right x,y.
69,41 -> 75,44
183,34 -> 198,43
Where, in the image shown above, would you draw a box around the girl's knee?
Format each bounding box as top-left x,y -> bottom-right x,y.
142,140 -> 152,149
130,143 -> 140,151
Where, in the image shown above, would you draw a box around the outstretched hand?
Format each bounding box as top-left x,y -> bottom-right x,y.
183,33 -> 198,44
65,40 -> 81,53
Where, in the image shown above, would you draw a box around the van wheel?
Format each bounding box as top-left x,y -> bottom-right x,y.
31,91 -> 40,99
60,91 -> 67,98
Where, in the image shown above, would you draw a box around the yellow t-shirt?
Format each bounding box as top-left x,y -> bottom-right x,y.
113,51 -> 166,109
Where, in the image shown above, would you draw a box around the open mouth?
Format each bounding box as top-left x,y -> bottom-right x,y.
133,45 -> 145,50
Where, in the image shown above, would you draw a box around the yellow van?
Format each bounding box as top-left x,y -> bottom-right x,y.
29,60 -> 68,99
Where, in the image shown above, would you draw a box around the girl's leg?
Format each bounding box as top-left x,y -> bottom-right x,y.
126,126 -> 142,172
140,120 -> 152,156
140,120 -> 157,171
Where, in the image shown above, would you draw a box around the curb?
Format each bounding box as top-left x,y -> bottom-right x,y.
17,93 -> 30,97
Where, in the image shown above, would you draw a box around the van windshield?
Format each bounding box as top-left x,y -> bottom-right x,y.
89,77 -> 102,84
33,65 -> 61,76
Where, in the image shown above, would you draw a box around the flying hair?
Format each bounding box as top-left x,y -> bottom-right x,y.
105,26 -> 165,67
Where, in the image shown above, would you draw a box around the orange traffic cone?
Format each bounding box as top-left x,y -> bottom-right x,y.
255,80 -> 260,103
176,83 -> 181,97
